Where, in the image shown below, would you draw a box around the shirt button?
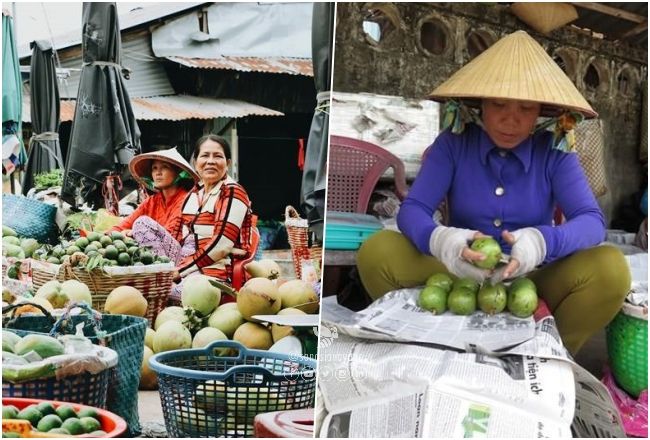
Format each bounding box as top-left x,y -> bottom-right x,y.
495,186 -> 505,196
494,218 -> 502,227
499,150 -> 508,157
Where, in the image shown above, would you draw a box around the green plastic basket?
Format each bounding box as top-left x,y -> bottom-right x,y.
606,306 -> 648,397
3,303 -> 147,436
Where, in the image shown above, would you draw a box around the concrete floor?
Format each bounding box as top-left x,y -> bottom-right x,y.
137,391 -> 167,437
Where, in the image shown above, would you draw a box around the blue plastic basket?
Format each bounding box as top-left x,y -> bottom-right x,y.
149,340 -> 317,438
324,211 -> 383,250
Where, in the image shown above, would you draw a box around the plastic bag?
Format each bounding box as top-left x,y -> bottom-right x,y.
93,208 -> 122,232
602,365 -> 648,437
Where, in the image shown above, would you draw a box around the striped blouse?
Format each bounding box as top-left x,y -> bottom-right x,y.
174,176 -> 253,283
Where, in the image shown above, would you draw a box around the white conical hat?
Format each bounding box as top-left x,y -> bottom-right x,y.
429,30 -> 597,118
129,147 -> 199,190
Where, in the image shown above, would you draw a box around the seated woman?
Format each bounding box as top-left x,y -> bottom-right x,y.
170,135 -> 254,302
357,31 -> 630,356
110,146 -> 199,264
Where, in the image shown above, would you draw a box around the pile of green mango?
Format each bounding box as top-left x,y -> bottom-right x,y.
2,402 -> 106,436
32,231 -> 170,268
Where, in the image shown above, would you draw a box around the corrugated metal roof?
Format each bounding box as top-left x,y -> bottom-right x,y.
18,2 -> 207,58
22,95 -> 283,123
56,33 -> 175,99
131,95 -> 284,120
168,56 -> 314,76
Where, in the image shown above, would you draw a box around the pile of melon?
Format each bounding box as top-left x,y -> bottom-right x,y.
138,259 -> 320,390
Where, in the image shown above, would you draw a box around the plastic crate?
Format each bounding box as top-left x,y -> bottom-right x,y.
324,211 -> 383,250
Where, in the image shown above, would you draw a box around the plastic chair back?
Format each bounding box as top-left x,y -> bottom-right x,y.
328,135 -> 408,213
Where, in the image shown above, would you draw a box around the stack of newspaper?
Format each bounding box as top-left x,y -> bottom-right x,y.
316,289 -> 625,438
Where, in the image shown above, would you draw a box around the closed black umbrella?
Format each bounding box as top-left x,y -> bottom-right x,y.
22,40 -> 64,195
61,2 -> 140,208
301,2 -> 334,242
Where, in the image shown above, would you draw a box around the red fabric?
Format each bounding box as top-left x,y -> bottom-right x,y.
297,138 -> 305,170
110,188 -> 190,233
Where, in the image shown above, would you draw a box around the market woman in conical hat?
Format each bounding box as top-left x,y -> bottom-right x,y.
109,146 -> 200,264
357,31 -> 630,355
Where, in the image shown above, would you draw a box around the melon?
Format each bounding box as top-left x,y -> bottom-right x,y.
194,380 -> 227,412
271,308 -> 306,342
233,322 -> 273,350
105,286 -> 147,317
14,334 -> 64,359
144,328 -> 156,350
154,306 -> 186,330
61,280 -> 92,306
181,275 -> 221,316
139,346 -> 158,390
236,278 -> 281,321
208,303 -> 245,338
153,320 -> 192,353
277,280 -> 319,313
192,327 -> 228,349
244,259 -> 282,279
35,280 -> 68,309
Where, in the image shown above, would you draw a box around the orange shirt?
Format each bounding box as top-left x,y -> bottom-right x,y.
110,189 -> 190,234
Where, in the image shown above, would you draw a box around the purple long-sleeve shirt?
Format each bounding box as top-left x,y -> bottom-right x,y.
397,123 -> 605,263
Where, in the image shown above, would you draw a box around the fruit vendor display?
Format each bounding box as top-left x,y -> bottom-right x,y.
138,261 -> 320,390
2,401 -> 109,437
31,231 -> 170,268
417,273 -> 539,318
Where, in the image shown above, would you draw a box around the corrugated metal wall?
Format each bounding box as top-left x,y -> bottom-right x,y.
57,30 -> 176,99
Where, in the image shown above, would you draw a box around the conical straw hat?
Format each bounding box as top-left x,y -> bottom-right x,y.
511,3 -> 578,35
429,30 -> 597,118
129,147 -> 199,190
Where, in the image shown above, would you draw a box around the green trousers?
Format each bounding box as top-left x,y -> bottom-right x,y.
357,230 -> 631,355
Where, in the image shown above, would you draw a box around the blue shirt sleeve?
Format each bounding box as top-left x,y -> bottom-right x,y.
397,131 -> 456,255
536,151 -> 606,262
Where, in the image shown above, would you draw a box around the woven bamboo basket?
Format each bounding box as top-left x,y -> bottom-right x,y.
30,259 -> 173,325
284,206 -> 322,280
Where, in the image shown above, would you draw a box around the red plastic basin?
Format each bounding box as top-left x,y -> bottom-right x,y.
2,397 -> 127,438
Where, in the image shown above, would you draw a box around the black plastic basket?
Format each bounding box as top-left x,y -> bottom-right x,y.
149,340 -> 317,438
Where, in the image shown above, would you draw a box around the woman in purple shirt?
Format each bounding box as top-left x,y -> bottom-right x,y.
356,31 -> 630,355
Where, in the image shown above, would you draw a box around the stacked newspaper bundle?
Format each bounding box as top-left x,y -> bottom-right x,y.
317,290 -> 625,438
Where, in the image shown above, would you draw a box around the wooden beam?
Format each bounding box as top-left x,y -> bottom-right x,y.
571,2 -> 646,24
617,20 -> 648,40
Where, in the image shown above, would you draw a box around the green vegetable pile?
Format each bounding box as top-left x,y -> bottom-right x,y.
33,169 -> 63,190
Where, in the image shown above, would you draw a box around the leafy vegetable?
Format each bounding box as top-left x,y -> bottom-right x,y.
34,169 -> 64,190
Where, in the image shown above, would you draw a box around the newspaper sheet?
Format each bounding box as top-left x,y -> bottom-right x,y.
319,295 -> 626,437
317,334 -> 574,438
